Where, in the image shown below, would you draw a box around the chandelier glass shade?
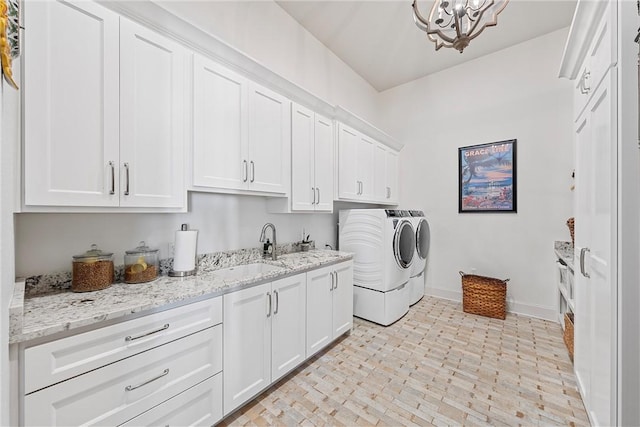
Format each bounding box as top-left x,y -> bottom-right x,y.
412,0 -> 509,53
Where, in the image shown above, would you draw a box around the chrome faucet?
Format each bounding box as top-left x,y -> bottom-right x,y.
259,223 -> 277,260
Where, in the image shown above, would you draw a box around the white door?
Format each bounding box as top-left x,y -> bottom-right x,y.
119,19 -> 186,208
337,124 -> 359,199
24,0 -> 120,207
192,55 -> 248,191
574,113 -> 592,401
357,135 -> 376,201
271,274 -> 307,382
291,104 -> 315,211
313,114 -> 334,211
247,84 -> 291,194
332,262 -> 354,337
373,143 -> 387,201
223,283 -> 271,415
386,148 -> 399,203
583,72 -> 617,427
306,265 -> 334,357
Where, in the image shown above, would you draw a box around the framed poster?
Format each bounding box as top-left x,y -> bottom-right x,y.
458,139 -> 517,213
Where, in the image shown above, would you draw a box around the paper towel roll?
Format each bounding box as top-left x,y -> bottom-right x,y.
173,229 -> 198,272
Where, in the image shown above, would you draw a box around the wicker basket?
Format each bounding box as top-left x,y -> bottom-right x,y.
564,312 -> 574,362
566,217 -> 575,246
459,271 -> 508,320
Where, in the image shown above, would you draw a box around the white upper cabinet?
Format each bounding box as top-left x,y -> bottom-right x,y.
119,19 -> 186,208
374,143 -> 399,204
24,0 -> 120,207
24,1 -> 186,210
291,103 -> 334,212
192,55 -> 291,195
193,56 -> 248,191
337,124 -> 360,200
337,123 -> 397,204
247,85 -> 291,194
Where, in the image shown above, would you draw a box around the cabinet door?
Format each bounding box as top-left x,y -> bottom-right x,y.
314,114 -> 334,211
119,19 -> 186,208
291,104 -> 315,211
24,0 -> 120,207
337,124 -> 359,199
332,261 -> 354,338
357,134 -> 376,201
193,55 -> 248,191
271,274 -> 307,382
247,84 -> 291,194
223,283 -> 271,415
373,143 -> 387,201
306,265 -> 334,357
573,112 -> 591,402
585,72 -> 617,427
386,148 -> 399,203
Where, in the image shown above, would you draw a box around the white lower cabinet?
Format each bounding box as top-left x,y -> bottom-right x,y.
22,298 -> 223,427
306,261 -> 354,357
223,274 -> 307,416
24,324 -> 222,426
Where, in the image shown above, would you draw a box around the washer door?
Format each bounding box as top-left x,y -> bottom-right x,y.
416,219 -> 431,260
394,220 -> 415,269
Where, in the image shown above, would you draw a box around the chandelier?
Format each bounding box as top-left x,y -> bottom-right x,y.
412,0 -> 509,53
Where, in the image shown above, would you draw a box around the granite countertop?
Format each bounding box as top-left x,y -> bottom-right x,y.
10,249 -> 352,344
554,241 -> 574,272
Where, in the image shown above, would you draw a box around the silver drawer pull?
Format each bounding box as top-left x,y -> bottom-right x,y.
125,323 -> 169,342
125,369 -> 169,391
108,161 -> 115,195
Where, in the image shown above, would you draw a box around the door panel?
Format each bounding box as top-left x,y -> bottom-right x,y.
314,115 -> 334,211
306,266 -> 333,357
24,0 -> 119,206
291,104 -> 315,211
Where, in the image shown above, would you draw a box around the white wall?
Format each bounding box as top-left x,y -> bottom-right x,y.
378,28 -> 574,320
153,0 -> 380,125
15,193 -> 337,276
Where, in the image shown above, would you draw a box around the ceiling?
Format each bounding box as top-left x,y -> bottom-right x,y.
276,0 -> 576,91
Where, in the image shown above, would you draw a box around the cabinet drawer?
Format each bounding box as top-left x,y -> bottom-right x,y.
24,297 -> 221,394
120,373 -> 222,427
24,324 -> 222,426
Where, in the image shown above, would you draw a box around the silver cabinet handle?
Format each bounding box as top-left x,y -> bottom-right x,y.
580,70 -> 591,95
242,160 -> 248,182
330,271 -> 334,290
334,271 -> 338,289
125,323 -> 169,342
125,369 -> 169,391
312,187 -> 316,205
580,247 -> 591,278
359,181 -> 362,195
316,187 -> 320,204
250,161 -> 255,182
387,187 -> 391,199
123,162 -> 130,196
108,161 -> 115,195
267,292 -> 272,317
274,290 -> 279,314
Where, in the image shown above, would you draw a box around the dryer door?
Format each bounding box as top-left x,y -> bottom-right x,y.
394,220 -> 415,269
416,218 -> 431,260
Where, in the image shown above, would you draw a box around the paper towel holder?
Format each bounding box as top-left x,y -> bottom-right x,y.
169,223 -> 197,277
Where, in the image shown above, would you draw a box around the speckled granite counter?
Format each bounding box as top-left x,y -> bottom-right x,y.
554,241 -> 574,271
10,249 -> 352,344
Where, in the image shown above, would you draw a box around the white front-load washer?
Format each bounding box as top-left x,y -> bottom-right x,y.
339,209 -> 415,325
408,210 -> 430,305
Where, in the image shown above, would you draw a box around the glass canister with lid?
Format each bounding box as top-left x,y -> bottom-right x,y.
124,241 -> 159,284
72,244 -> 114,292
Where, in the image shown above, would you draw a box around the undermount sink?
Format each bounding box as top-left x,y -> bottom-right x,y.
213,262 -> 284,280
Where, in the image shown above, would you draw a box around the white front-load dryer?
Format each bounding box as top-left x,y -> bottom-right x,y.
407,210 -> 431,305
339,209 -> 415,325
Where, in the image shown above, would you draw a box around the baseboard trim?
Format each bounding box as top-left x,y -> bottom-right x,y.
424,288 -> 557,322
